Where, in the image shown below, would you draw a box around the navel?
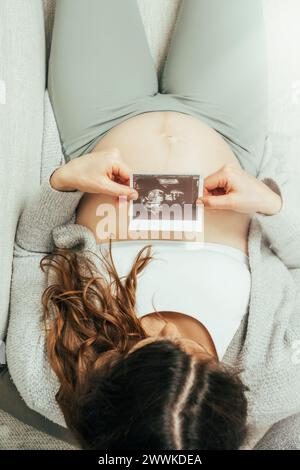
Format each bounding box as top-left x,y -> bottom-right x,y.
161,133 -> 179,144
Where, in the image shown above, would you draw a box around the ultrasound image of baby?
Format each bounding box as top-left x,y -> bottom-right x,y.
129,174 -> 203,233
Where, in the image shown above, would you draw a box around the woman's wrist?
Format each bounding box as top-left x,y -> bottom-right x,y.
50,167 -> 76,192
257,190 -> 283,216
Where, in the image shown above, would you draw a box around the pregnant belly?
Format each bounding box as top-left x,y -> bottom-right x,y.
76,111 -> 251,255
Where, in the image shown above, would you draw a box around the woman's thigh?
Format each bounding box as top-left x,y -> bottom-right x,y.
160,0 -> 268,176
48,0 -> 158,160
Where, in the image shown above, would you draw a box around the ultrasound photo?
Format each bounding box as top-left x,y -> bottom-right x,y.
129,174 -> 204,233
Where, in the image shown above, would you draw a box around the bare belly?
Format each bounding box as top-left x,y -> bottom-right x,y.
76,111 -> 251,255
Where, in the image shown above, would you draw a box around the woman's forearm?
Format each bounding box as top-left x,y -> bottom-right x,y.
49,148 -> 138,199
256,185 -> 282,216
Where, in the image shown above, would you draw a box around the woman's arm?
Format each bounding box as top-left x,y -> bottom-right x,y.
6,247 -> 66,426
16,147 -> 137,254
198,164 -> 300,269
7,147 -> 137,424
207,158 -> 300,427
6,173 -> 84,425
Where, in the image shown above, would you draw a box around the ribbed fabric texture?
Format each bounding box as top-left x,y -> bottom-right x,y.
0,409 -> 77,450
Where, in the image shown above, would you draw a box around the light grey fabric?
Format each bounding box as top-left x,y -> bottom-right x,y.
42,0 -> 181,79
0,0 -> 45,341
254,413 -> 300,450
0,409 -> 77,450
47,0 -> 267,176
40,91 -> 64,183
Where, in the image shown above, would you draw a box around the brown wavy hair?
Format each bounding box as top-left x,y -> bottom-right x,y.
40,244 -> 152,410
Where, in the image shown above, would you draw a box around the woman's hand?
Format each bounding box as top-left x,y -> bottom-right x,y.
197,164 -> 282,216
50,147 -> 138,199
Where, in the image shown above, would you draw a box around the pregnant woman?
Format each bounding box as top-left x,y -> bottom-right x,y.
3,0 -> 300,451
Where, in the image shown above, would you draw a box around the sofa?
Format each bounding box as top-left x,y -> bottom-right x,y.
0,0 -> 300,450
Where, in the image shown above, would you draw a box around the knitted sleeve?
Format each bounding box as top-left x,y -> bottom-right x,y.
15,176 -> 84,253
254,176 -> 300,269
6,176 -> 85,426
253,136 -> 300,269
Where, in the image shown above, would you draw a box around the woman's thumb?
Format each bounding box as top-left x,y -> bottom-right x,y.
101,178 -> 138,199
